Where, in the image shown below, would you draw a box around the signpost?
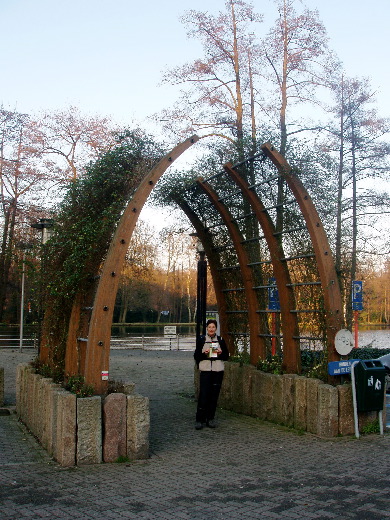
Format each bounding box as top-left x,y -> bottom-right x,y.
268,278 -> 280,355
164,326 -> 177,350
352,281 -> 363,349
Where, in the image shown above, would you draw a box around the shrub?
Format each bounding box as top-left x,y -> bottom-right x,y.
30,357 -> 64,384
64,375 -> 94,398
257,354 -> 283,374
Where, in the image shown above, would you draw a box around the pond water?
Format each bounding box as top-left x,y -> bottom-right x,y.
356,328 -> 390,349
111,324 -> 196,336
0,325 -> 389,350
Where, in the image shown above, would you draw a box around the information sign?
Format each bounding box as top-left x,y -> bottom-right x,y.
335,329 -> 353,355
164,325 -> 177,338
328,359 -> 359,376
352,281 -> 363,311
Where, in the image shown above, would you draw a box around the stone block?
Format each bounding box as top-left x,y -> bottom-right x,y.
218,363 -> 238,410
242,365 -> 255,416
306,378 -> 323,434
0,367 -> 4,406
229,364 -> 244,413
281,374 -> 296,427
50,389 -> 65,459
127,394 -> 150,460
122,382 -> 136,395
43,381 -> 61,453
338,384 -> 354,436
39,378 -> 53,450
294,376 -> 307,431
16,365 -> 27,421
77,396 -> 102,465
55,391 -> 77,467
258,372 -> 275,421
317,384 -> 338,437
103,393 -> 127,463
30,373 -> 40,436
16,364 -> 33,417
250,370 -> 264,419
271,374 -> 283,423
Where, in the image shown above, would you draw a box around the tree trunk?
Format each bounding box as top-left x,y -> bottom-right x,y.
335,77 -> 344,281
230,0 -> 245,160
346,123 -> 358,329
276,0 -> 289,234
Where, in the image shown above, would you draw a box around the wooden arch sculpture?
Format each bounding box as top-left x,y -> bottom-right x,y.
64,136 -> 199,393
60,137 -> 343,393
261,142 -> 344,363
176,143 -> 343,374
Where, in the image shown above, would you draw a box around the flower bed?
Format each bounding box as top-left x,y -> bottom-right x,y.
16,363 -> 149,466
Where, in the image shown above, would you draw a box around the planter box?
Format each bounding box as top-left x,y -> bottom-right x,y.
16,363 -> 149,466
205,362 -> 387,437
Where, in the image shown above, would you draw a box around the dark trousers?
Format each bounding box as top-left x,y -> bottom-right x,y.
196,370 -> 224,423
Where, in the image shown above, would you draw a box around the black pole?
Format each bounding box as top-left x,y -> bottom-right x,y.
196,251 -> 207,338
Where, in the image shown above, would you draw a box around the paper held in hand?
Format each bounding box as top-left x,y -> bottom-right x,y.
209,345 -> 218,358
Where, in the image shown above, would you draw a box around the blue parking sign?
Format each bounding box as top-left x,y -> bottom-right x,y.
268,277 -> 280,311
352,281 -> 363,311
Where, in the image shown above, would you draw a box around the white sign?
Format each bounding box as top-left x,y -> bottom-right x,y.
101,370 -> 109,381
335,329 -> 354,355
164,326 -> 177,338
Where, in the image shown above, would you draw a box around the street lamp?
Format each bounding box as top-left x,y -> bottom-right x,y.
30,218 -> 54,244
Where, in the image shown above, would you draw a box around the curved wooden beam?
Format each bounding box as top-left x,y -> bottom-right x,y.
83,136 -> 199,393
197,177 -> 265,364
175,199 -> 233,355
223,163 -> 301,373
261,142 -> 343,362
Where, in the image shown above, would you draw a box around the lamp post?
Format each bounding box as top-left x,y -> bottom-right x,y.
30,218 -> 55,356
196,239 -> 207,338
17,242 -> 32,353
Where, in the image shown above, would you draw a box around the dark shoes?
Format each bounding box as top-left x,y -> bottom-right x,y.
195,419 -> 217,430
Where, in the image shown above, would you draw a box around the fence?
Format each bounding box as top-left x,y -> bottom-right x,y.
0,331 -> 196,352
0,332 -> 37,350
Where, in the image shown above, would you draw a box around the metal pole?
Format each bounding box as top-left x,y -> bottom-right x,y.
351,361 -> 360,438
19,251 -> 26,353
196,251 -> 207,338
271,312 -> 276,356
354,310 -> 359,348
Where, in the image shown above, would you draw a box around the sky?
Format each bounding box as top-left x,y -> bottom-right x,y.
1,0 -> 389,127
1,0 -> 390,227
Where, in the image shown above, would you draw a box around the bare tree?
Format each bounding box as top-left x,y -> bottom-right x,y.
260,0 -> 339,155
259,0 -> 340,232
0,108 -> 52,320
117,219 -> 159,323
327,75 -> 390,325
159,0 -> 262,159
36,106 -> 119,181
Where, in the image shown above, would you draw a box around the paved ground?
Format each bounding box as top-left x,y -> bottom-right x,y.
0,348 -> 389,520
